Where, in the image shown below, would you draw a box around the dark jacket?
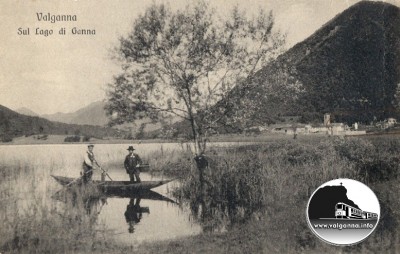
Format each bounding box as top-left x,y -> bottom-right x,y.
124,153 -> 142,173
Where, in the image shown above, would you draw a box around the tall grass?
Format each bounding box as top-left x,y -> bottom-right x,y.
0,160 -> 121,253
170,137 -> 400,252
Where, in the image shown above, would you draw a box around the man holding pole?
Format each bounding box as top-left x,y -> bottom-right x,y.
124,146 -> 142,183
82,144 -> 98,184
80,144 -> 112,185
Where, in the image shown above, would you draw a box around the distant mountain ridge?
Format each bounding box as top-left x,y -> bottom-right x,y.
15,107 -> 39,117
42,101 -> 109,126
0,104 -> 125,141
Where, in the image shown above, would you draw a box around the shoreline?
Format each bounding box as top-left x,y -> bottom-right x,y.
0,133 -> 327,146
3,132 -> 400,146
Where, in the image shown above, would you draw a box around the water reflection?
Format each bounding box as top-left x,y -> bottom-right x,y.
53,186 -> 175,211
85,196 -> 108,215
124,198 -> 148,234
51,184 -> 196,244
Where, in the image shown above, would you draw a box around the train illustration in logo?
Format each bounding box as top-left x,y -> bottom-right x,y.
335,202 -> 378,219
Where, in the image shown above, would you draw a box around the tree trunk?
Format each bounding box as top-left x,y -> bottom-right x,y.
194,153 -> 209,227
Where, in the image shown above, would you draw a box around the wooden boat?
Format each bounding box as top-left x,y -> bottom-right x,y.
51,175 -> 174,192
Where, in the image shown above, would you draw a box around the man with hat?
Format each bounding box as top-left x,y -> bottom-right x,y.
82,144 -> 98,184
124,146 -> 142,183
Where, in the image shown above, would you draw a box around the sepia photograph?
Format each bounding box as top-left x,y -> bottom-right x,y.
1,0 -> 400,253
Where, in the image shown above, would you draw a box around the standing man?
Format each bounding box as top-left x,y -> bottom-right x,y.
82,144 -> 97,184
124,146 -> 142,183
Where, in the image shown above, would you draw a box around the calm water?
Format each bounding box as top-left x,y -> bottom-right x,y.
69,170 -> 202,245
0,143 -> 214,245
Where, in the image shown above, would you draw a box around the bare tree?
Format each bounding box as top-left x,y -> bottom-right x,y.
106,1 -> 285,155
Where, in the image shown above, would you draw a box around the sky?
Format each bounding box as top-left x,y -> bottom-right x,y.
0,0 -> 399,115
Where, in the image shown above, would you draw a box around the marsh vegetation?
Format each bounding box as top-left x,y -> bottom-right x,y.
145,136 -> 400,253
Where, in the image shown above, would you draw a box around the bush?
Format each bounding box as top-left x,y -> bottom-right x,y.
64,136 -> 81,142
1,134 -> 13,143
82,136 -> 91,142
332,137 -> 400,182
124,133 -> 134,140
37,135 -> 48,140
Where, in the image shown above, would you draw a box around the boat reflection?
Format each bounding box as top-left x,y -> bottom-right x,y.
52,185 -> 176,204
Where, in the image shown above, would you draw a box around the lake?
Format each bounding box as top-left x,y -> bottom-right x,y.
0,143 -> 231,246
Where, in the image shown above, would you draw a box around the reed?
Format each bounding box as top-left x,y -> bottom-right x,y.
171,137 -> 400,252
0,160 -> 120,253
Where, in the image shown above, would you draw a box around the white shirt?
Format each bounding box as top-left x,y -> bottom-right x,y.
84,151 -> 95,167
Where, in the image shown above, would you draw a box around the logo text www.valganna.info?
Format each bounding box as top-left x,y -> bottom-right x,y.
313,223 -> 374,230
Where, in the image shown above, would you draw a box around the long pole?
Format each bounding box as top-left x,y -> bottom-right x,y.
64,169 -> 93,187
95,161 -> 113,181
63,162 -> 112,189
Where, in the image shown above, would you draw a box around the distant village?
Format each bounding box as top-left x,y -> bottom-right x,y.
247,114 -> 398,137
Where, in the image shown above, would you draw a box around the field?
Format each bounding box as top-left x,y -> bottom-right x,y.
0,135 -> 400,253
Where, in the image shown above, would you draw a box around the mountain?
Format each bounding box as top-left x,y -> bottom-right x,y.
118,1 -> 400,136
69,101 -> 109,126
41,101 -> 162,137
15,107 -> 39,117
0,104 -> 125,141
241,1 -> 400,124
42,101 -> 109,126
41,111 -> 76,125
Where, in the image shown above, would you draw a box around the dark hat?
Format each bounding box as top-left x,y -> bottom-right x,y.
127,146 -> 135,151
88,144 -> 94,148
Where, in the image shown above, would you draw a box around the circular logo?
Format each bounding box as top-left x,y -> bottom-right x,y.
306,179 -> 380,245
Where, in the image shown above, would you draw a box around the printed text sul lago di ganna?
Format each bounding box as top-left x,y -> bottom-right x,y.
17,13 -> 96,37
